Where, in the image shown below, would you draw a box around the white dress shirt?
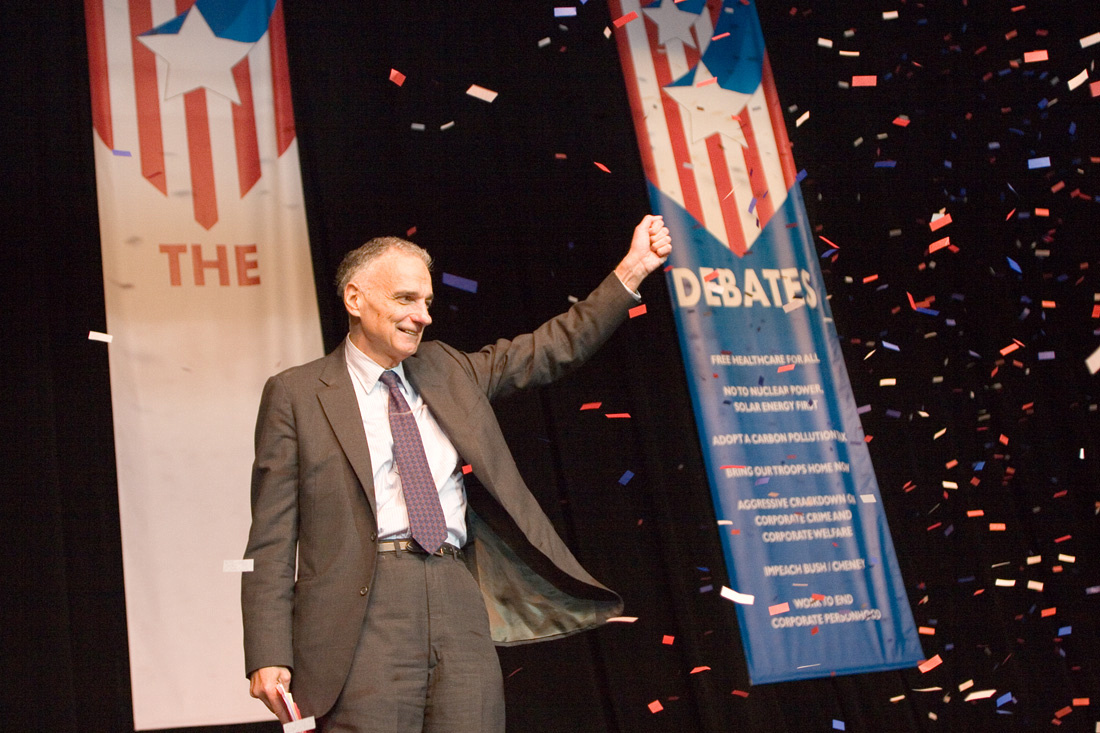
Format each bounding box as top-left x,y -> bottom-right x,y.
344,337 -> 467,548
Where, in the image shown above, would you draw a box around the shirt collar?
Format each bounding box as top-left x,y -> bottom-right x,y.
344,336 -> 409,395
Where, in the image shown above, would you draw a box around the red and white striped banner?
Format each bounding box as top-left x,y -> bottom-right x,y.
609,0 -> 798,254
84,1 -> 322,727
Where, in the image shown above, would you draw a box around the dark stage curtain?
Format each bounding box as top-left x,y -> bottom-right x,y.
3,1 -> 1098,732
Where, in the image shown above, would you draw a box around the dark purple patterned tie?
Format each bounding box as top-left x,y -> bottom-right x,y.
379,371 -> 448,554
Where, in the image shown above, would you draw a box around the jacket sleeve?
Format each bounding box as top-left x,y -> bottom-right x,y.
240,374 -> 299,677
456,272 -> 638,402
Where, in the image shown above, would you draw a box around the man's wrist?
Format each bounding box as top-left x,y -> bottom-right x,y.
614,257 -> 647,294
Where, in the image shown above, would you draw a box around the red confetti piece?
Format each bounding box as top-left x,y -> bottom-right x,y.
690,666 -> 711,674
720,465 -> 746,469
613,11 -> 638,27
777,364 -> 795,373
406,226 -> 417,237
768,602 -> 790,615
662,635 -> 674,645
1000,343 -> 1020,356
1035,207 -> 1049,216
930,214 -> 952,231
1040,607 -> 1057,617
1005,208 -> 1016,220
697,77 -> 718,87
1023,49 -> 1049,62
554,153 -> 567,159
648,700 -> 664,714
990,523 -> 1006,531
461,464 -> 473,475
811,593 -> 825,601
967,509 -> 985,517
918,654 -> 943,673
862,274 -> 879,283
818,235 -> 840,248
389,68 -> 406,86
703,270 -> 720,282
892,116 -> 910,127
852,75 -> 878,87
929,236 -> 951,253
1053,534 -> 1071,543
580,402 -> 602,410
629,304 -> 648,318
731,689 -> 750,698
594,161 -> 611,173
810,626 -> 819,635
605,413 -> 631,419
712,32 -> 730,40
918,626 -> 936,635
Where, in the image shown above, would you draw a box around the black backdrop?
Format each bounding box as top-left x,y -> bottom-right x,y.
3,1 -> 1100,731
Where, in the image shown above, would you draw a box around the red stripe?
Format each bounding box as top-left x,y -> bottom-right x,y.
705,135 -> 747,256
739,114 -> 774,230
232,59 -> 262,196
761,53 -> 798,190
83,0 -> 113,149
707,0 -> 722,29
129,0 -> 166,194
183,90 -> 218,229
269,0 -> 296,155
609,2 -> 659,185
646,16 -> 704,225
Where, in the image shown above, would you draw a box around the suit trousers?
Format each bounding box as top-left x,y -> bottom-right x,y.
318,548 -> 505,733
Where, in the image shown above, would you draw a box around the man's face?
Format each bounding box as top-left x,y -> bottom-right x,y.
346,250 -> 433,368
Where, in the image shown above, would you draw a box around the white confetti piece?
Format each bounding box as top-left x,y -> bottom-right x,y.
223,559 -> 254,572
1068,69 -> 1089,90
1085,344 -> 1100,374
720,586 -> 755,605
1080,31 -> 1100,48
859,494 -> 877,503
88,330 -> 113,343
466,84 -> 498,103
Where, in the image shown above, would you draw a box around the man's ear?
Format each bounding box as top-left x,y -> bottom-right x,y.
344,282 -> 362,318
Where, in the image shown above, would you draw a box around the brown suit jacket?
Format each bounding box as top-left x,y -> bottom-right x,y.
242,272 -> 632,717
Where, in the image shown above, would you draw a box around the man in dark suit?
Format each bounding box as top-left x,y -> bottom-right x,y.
242,215 -> 672,731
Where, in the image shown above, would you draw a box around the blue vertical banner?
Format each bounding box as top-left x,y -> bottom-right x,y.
610,0 -> 924,682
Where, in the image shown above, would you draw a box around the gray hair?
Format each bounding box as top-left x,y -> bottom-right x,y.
335,236 -> 432,299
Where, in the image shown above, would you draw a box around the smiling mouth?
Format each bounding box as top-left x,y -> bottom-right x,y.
398,328 -> 420,337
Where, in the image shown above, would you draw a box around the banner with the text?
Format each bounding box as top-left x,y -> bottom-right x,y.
84,0 -> 322,727
610,0 -> 923,683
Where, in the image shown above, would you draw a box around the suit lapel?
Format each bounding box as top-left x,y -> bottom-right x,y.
317,347 -> 378,518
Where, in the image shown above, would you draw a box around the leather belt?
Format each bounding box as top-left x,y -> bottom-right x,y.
376,538 -> 465,560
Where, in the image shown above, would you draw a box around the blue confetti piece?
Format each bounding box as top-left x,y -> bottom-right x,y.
696,566 -> 709,572
996,692 -> 1013,707
112,149 -> 132,157
944,160 -> 952,168
796,169 -> 808,183
944,524 -> 954,537
442,272 -> 478,293
554,6 -> 577,16
1006,257 -> 1022,273
916,307 -> 940,316
1069,122 -> 1077,135
882,341 -> 899,351
1027,156 -> 1051,169
699,584 -> 713,593
958,575 -> 975,583
755,476 -> 770,486
748,197 -> 757,214
1038,351 -> 1055,360
618,470 -> 634,485
856,404 -> 872,414
833,720 -> 846,731
874,160 -> 897,168
1057,625 -> 1071,636
885,409 -> 901,418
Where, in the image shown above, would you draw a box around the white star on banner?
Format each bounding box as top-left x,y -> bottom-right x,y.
138,5 -> 254,104
662,62 -> 750,147
642,0 -> 699,48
